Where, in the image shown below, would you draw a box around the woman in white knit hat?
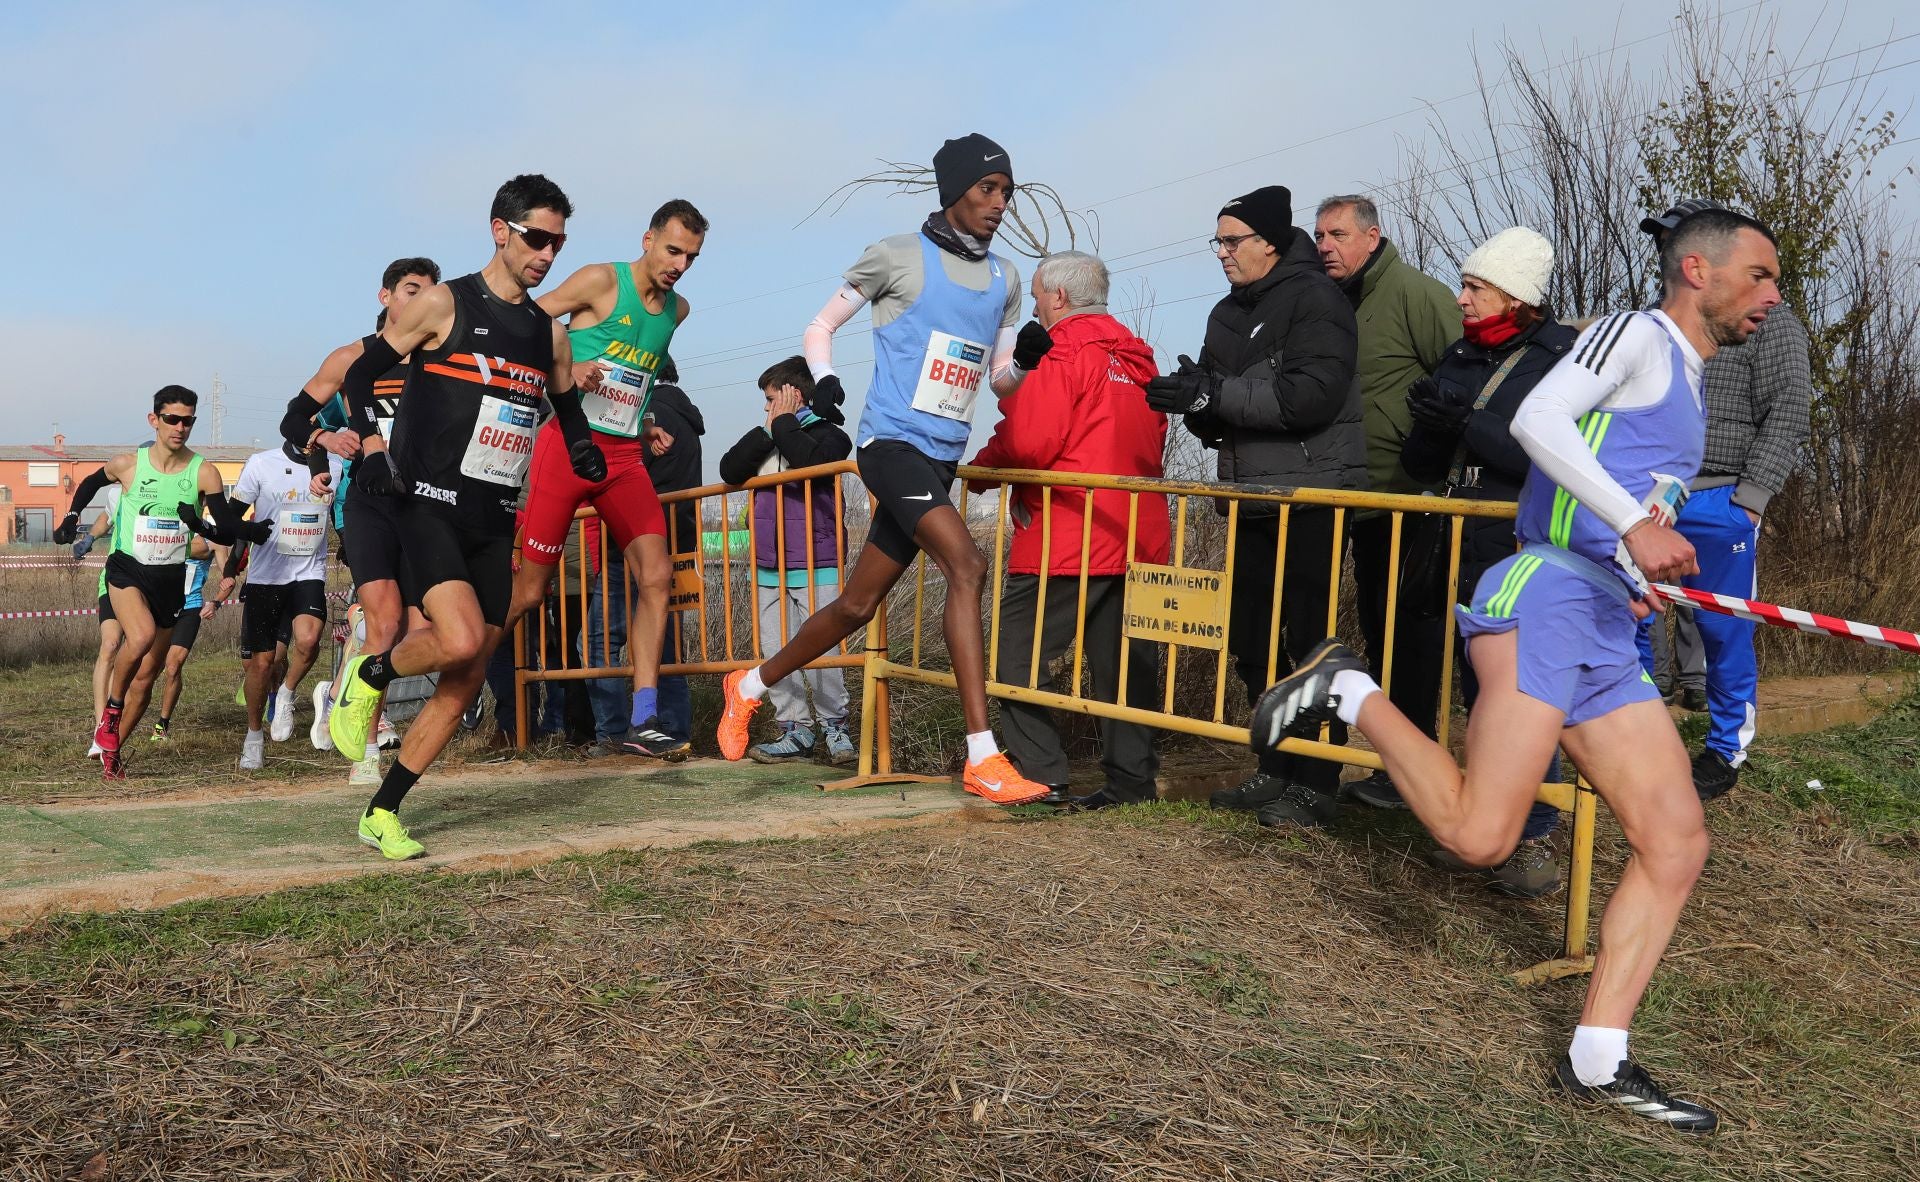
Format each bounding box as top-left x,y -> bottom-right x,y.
1398,226 -> 1575,898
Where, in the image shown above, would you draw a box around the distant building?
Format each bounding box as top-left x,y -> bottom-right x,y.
0,434 -> 256,544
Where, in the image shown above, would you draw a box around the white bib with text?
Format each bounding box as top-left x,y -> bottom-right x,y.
460,395 -> 539,486
910,330 -> 988,424
130,514 -> 188,565
579,361 -> 650,437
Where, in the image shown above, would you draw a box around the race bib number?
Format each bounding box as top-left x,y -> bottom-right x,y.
276,508 -> 326,557
460,394 -> 539,486
130,513 -> 188,565
911,330 -> 988,424
579,361 -> 650,437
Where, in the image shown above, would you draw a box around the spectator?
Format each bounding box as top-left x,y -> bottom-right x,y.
1399,226 -> 1575,897
969,251 -> 1168,809
716,356 -> 855,765
1315,194 -> 1462,807
1636,200 -> 1812,800
1146,185 -> 1366,828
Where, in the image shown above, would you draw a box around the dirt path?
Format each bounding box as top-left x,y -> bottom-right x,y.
0,758 -> 984,928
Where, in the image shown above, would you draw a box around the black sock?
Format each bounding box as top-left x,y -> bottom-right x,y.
106,696 -> 124,712
157,716 -> 171,730
357,651 -> 399,692
366,759 -> 421,816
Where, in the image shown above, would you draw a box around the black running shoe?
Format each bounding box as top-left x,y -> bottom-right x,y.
1209,771 -> 1290,811
618,718 -> 690,762
1249,638 -> 1368,752
1692,748 -> 1737,802
1348,769 -> 1407,810
1552,1054 -> 1719,1133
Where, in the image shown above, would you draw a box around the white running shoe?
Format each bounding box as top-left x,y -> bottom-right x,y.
377,718 -> 400,751
310,681 -> 335,751
349,755 -> 382,786
240,732 -> 265,770
270,687 -> 296,742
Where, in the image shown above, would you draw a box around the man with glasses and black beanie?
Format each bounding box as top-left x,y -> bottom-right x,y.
1145,185 -> 1365,828
323,173 -> 608,861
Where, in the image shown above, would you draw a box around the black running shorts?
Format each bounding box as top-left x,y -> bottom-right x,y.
239,579 -> 326,655
105,553 -> 187,630
342,487 -> 405,585
97,592 -> 115,624
397,505 -> 513,628
168,607 -> 203,652
856,440 -> 961,565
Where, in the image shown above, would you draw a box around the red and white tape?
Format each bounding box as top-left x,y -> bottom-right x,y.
1652,583 -> 1920,655
0,560 -> 105,570
0,597 -> 240,622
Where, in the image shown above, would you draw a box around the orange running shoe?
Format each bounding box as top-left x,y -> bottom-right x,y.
717,669 -> 762,761
962,752 -> 1050,806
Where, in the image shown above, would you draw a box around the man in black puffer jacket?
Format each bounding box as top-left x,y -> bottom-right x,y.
1147,185 -> 1366,828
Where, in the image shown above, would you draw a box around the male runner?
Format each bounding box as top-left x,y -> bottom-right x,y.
150,536 -> 232,742
325,174 -> 606,860
229,441 -> 342,768
508,199 -> 705,758
1249,210 -> 1782,1130
54,386 -> 269,779
280,257 -> 442,782
714,134 -> 1054,805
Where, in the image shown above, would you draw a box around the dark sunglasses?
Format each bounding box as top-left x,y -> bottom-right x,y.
157,412 -> 197,427
507,220 -> 567,253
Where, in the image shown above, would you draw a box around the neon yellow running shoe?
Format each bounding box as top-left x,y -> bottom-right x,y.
329,655 -> 380,761
357,807 -> 425,861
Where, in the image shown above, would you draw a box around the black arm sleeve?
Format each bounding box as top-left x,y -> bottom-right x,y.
307,441 -> 331,480
339,335 -> 402,438
279,390 -> 327,452
546,386 -> 594,450
65,467 -> 112,517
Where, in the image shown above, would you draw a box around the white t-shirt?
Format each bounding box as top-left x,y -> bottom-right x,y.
234,447 -> 341,585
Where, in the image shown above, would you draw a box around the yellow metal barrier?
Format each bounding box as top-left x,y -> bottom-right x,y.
511,460 -> 1599,980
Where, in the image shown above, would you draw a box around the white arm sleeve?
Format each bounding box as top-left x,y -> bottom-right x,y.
803,284 -> 868,381
1510,313 -> 1676,537
989,325 -> 1023,396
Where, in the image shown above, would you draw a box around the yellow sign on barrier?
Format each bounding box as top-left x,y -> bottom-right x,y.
668,552 -> 703,614
1123,562 -> 1228,650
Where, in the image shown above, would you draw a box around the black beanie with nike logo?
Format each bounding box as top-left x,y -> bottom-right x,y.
934,133 -> 1014,209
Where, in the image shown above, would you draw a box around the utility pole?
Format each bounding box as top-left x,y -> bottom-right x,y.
210,373 -> 227,445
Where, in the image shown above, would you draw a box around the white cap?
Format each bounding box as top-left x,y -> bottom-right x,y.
1460,227 -> 1554,308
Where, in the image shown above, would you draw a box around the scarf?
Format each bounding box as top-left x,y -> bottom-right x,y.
1462,312 -> 1522,348
921,211 -> 989,262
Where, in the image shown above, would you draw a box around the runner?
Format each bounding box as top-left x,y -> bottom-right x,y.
713,133 -> 1053,805
508,199 -> 706,759
149,536 -> 233,743
323,173 -> 606,860
1249,209 -> 1782,1131
229,442 -> 342,769
78,479 -> 121,759
53,386 -> 270,779
279,257 -> 442,783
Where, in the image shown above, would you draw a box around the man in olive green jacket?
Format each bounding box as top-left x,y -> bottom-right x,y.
1315,195 -> 1459,808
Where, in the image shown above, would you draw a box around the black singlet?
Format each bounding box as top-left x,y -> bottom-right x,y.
388,273 -> 553,530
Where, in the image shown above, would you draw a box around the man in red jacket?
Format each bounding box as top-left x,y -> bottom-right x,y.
970,251 -> 1169,808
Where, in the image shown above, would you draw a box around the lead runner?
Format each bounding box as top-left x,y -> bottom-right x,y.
1251,209 -> 1782,1131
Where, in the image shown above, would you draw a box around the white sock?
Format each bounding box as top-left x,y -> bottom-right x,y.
245,728 -> 263,743
1569,1025 -> 1630,1086
364,742 -> 380,762
965,731 -> 999,764
1330,669 -> 1381,726
276,685 -> 294,703
740,667 -> 767,700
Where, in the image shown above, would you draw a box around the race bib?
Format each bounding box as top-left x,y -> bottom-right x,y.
276,508 -> 326,557
911,330 -> 988,424
130,513 -> 188,565
579,361 -> 650,437
460,394 -> 539,486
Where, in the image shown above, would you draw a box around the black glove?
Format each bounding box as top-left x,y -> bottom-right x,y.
357,450 -> 404,498
812,373 -> 845,412
1013,319 -> 1053,371
569,436 -> 608,482
52,511 -> 80,546
233,516 -> 274,545
72,532 -> 96,559
1144,355 -> 1217,415
177,500 -> 223,542
1405,376 -> 1472,432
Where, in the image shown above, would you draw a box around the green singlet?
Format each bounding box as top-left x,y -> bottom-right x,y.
567,261 -> 678,438
110,445 -> 204,568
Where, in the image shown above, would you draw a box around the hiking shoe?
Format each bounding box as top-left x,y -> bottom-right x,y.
717,669 -> 762,761
269,687 -> 296,742
1036,784 -> 1074,807
1552,1054 -> 1718,1133
349,755 -> 382,786
1348,769 -> 1407,809
328,656 -> 380,761
749,724 -> 816,764
357,807 -> 425,861
150,722 -> 170,743
240,732 -> 265,770
1679,687 -> 1709,713
377,718 -> 400,751
822,723 -> 858,767
1249,638 -> 1368,751
1430,836 -> 1561,898
94,705 -> 122,757
962,752 -> 1050,806
1255,780 -> 1338,829
1692,748 -> 1738,802
310,682 -> 335,751
101,748 -> 126,781
586,739 -> 623,759
1209,771 -> 1290,811
620,718 -> 690,761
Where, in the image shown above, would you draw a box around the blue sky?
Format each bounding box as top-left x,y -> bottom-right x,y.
2,0 -> 1913,476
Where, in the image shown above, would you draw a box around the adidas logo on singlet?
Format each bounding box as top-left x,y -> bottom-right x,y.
618,314 -> 632,326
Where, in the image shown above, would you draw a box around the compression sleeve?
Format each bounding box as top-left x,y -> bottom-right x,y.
989,325 -> 1023,396
279,390 -> 327,452
1509,313 -> 1675,536
802,284 -> 868,381
64,467 -> 112,517
339,334 -> 403,438
546,380 -> 594,449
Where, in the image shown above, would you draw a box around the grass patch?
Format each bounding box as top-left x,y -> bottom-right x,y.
1738,687 -> 1920,842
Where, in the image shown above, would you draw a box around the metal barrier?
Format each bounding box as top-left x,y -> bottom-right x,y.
512,460 -> 1598,982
